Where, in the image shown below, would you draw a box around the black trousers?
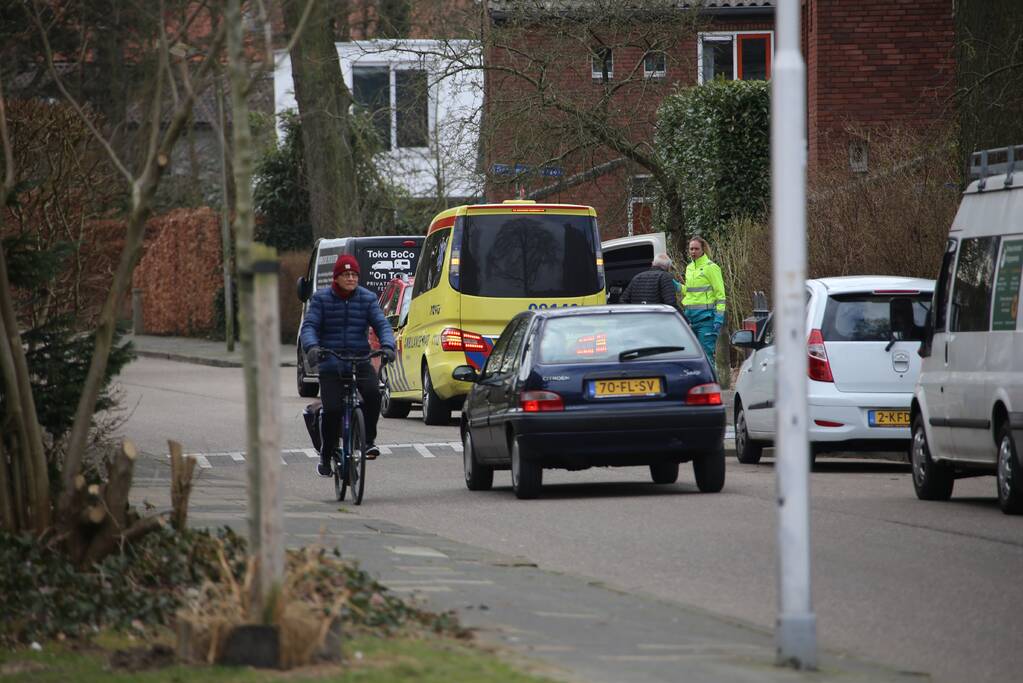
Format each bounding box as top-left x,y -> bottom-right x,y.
318,362 -> 381,459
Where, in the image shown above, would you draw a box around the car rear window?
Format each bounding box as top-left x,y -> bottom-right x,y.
821,294 -> 930,342
538,312 -> 702,364
457,213 -> 601,298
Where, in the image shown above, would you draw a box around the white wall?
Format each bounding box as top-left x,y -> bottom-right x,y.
274,40 -> 483,200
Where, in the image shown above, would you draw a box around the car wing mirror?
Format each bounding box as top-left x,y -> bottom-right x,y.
452,365 -> 480,383
386,314 -> 399,329
730,329 -> 755,348
296,276 -> 312,303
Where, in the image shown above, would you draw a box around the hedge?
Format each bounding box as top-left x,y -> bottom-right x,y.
656,79 -> 770,239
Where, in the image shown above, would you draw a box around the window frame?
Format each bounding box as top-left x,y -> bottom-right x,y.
350,62 -> 433,151
642,50 -> 667,79
411,228 -> 450,299
591,47 -> 614,81
697,31 -> 774,84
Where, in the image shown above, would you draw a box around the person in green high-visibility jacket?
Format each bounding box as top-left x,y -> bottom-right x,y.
681,236 -> 727,366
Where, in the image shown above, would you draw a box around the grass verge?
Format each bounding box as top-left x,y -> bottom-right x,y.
0,633 -> 558,683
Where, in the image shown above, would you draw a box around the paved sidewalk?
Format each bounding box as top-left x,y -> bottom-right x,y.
129,333 -> 298,368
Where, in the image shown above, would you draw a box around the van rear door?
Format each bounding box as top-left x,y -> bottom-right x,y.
601,232 -> 667,303
821,292 -> 932,393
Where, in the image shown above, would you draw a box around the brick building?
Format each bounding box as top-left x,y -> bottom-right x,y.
482,0 -> 956,239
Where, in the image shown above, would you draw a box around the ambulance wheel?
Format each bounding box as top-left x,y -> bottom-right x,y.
422,365 -> 450,425
380,367 -> 411,419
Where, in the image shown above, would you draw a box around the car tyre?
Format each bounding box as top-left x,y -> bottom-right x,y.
511,439 -> 542,499
649,462 -> 679,484
996,422 -> 1023,515
421,365 -> 450,425
735,403 -> 763,464
910,413 -> 953,501
297,348 -> 319,398
693,445 -> 726,493
379,366 -> 411,419
463,428 -> 494,491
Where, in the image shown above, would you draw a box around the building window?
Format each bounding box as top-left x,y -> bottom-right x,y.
396,70 -> 429,148
592,48 -> 613,81
352,65 -> 431,150
699,32 -> 772,83
643,51 -> 666,79
628,175 -> 655,236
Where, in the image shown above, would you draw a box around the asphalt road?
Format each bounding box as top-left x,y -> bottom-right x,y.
116,357 -> 1023,683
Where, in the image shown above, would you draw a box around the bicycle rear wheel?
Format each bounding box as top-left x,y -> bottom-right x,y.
350,408 -> 367,505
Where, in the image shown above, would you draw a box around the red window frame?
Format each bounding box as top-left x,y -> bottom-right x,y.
736,33 -> 772,81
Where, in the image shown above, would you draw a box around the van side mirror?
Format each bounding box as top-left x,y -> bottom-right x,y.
730,329 -> 756,348
452,365 -> 479,383
386,314 -> 399,329
297,276 -> 312,303
889,297 -> 922,341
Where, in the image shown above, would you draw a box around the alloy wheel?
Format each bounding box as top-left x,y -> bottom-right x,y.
998,435 -> 1013,502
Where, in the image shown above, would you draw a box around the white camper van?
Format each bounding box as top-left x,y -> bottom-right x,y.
893,145 -> 1023,514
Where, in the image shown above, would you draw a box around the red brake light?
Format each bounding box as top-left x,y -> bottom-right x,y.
441,327 -> 463,351
520,390 -> 564,412
807,328 -> 834,382
441,327 -> 488,353
872,289 -> 919,295
814,419 -> 843,427
686,383 -> 722,405
402,240 -> 416,246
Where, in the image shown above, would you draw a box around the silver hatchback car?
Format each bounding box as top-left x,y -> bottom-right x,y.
730,276 -> 935,464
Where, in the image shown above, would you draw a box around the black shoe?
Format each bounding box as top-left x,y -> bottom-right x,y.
316,461 -> 332,477
365,444 -> 380,460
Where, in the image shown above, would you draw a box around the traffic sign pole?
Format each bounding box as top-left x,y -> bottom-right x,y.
772,0 -> 817,669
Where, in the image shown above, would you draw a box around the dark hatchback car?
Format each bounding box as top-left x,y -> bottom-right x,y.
454,306 -> 726,499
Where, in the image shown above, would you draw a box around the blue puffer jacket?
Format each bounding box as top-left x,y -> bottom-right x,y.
300,286 -> 395,373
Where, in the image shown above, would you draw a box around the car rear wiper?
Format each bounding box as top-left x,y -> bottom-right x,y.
618,346 -> 686,361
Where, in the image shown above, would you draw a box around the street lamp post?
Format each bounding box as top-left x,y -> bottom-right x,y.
772,0 -> 817,669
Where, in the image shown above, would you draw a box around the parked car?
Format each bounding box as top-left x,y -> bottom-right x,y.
730,276 -> 935,464
295,235 -> 423,398
455,305 -> 726,499
601,231 -> 668,303
386,200 -> 607,425
892,145 -> 1023,514
372,276 -> 416,418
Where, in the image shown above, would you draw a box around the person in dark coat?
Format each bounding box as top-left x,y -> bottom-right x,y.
301,254 -> 395,476
619,253 -> 681,312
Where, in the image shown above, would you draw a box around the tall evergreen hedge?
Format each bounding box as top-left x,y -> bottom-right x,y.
656,79 -> 770,239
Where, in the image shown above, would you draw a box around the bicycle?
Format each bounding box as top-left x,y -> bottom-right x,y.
319,348 -> 387,505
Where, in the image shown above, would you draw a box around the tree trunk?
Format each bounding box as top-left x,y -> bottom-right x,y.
283,0 -> 360,238
0,235 -> 50,533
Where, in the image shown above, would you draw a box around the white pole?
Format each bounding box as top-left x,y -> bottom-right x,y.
772,0 -> 817,669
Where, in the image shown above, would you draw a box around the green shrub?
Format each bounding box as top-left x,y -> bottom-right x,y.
253,112 -> 313,252
656,79 -> 770,240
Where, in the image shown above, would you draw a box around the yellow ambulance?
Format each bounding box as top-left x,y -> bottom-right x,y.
382,200 -> 606,424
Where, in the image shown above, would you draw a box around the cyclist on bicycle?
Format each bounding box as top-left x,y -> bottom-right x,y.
301,254 -> 395,477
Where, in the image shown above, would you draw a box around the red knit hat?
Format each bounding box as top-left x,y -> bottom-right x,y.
333,254 -> 360,278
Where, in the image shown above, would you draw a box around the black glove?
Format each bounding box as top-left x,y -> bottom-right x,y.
381,347 -> 396,364
306,346 -> 322,367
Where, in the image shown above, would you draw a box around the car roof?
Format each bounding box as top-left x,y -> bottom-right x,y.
811,276 -> 934,294
531,304 -> 679,321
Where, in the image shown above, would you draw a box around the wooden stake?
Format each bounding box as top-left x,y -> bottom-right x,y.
169,439 -> 196,531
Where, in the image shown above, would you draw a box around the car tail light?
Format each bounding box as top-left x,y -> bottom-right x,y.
686,383 -> 722,405
807,328 -> 834,382
520,390 -> 564,412
441,327 -> 487,353
872,289 -> 919,295
402,240 -> 417,246
814,419 -> 843,427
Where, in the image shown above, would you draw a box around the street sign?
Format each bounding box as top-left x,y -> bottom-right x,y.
540,166 -> 564,177
492,163 -> 512,175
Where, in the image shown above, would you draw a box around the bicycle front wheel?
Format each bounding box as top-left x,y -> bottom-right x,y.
350,408 -> 367,505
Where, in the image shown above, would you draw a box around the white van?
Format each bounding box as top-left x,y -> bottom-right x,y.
893,145 -> 1023,514
601,232 -> 669,303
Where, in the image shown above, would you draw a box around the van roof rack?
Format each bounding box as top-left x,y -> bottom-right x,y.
969,144 -> 1022,191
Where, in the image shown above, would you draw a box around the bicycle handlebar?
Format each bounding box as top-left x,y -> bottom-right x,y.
319,348 -> 388,363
